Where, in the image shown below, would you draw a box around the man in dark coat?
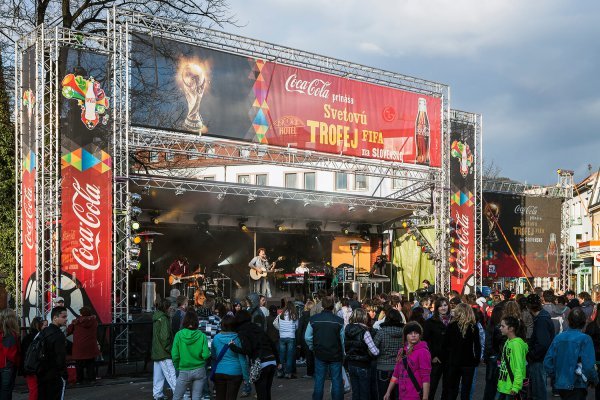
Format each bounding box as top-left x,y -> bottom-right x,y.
37,306 -> 68,400
527,294 -> 555,400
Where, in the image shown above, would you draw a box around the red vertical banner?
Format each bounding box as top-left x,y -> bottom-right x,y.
59,49 -> 112,323
21,48 -> 38,324
449,120 -> 476,294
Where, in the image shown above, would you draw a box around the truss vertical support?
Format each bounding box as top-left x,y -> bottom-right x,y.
435,89 -> 451,295
474,114 -> 483,290
557,169 -> 574,291
109,8 -> 131,360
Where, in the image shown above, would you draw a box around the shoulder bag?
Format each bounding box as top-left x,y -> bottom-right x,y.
402,353 -> 423,398
209,342 -> 230,382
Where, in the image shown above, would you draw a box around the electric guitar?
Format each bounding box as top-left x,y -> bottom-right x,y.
169,273 -> 203,285
249,256 -> 285,281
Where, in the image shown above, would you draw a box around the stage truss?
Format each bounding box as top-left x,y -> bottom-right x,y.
16,8 -> 453,360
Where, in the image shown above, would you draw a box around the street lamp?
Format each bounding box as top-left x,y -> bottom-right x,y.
347,239 -> 365,300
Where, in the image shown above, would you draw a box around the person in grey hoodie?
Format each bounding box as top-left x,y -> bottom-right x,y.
578,292 -> 594,322
246,293 -> 266,331
373,309 -> 404,400
542,290 -> 568,335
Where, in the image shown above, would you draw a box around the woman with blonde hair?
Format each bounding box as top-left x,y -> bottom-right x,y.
344,308 -> 379,399
0,309 -> 20,400
444,303 -> 481,400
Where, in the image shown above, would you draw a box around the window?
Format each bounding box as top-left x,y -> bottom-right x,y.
165,151 -> 174,162
149,151 -> 159,163
285,173 -> 297,189
238,175 -> 250,184
256,174 -> 268,186
355,174 -> 368,190
304,172 -> 316,190
335,172 -> 348,190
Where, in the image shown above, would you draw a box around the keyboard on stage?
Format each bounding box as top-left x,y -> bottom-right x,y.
283,273 -> 325,278
356,274 -> 390,284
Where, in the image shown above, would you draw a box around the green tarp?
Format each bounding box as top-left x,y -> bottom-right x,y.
392,227 -> 435,295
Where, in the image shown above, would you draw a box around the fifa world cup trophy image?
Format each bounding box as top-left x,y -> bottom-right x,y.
179,61 -> 208,133
484,202 -> 500,243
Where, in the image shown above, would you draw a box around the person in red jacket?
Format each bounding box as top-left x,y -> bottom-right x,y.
0,308 -> 20,400
66,307 -> 99,383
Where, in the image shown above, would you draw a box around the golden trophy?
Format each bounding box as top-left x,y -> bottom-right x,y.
180,62 -> 207,132
484,202 -> 500,243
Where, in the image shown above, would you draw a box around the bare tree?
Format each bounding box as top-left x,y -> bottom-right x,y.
483,158 -> 502,179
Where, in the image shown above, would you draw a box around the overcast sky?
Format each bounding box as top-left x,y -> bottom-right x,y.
223,0 -> 600,186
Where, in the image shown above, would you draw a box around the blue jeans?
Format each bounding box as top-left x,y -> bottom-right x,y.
529,361 -> 547,400
348,365 -> 370,400
173,367 -> 207,400
313,358 -> 343,400
0,366 -> 16,400
279,338 -> 296,376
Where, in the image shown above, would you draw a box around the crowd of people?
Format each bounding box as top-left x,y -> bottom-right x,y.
2,285 -> 600,400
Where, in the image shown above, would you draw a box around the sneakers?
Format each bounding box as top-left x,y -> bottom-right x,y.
296,358 -> 306,366
302,374 -> 313,379
240,392 -> 251,398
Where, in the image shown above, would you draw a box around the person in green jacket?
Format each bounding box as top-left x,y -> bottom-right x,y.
152,299 -> 177,400
497,316 -> 528,399
172,309 -> 211,400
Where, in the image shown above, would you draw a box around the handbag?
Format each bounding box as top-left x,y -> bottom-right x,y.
209,343 -> 230,382
249,357 -> 262,383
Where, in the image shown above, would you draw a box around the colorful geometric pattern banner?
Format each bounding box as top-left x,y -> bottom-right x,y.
129,33 -> 443,167
21,47 -> 38,325
59,48 -> 113,324
449,120 -> 476,294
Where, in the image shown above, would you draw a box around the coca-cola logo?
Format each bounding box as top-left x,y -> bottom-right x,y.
71,177 -> 102,271
514,205 -> 538,215
454,211 -> 471,274
284,74 -> 330,99
23,186 -> 35,250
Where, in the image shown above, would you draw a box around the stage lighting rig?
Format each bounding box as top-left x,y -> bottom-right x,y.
274,220 -> 285,232
348,204 -> 356,212
130,193 -> 142,203
150,210 -> 161,225
247,195 -> 256,203
238,217 -> 249,232
358,224 -> 371,241
306,221 -> 322,237
340,223 -> 351,235
216,193 -> 225,201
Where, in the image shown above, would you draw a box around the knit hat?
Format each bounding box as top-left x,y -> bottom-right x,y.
403,321 -> 423,337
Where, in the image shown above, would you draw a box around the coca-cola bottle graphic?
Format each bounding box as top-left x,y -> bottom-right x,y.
547,233 -> 559,275
415,98 -> 430,164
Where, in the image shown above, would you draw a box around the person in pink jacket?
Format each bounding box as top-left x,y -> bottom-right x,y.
383,322 -> 431,400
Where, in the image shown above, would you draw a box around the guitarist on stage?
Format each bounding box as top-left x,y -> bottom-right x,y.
248,248 -> 274,297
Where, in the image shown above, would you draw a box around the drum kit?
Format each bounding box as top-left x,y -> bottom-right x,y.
185,269 -> 232,305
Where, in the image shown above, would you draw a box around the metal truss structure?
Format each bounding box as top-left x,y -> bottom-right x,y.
482,173 -> 573,290
112,8 -> 452,295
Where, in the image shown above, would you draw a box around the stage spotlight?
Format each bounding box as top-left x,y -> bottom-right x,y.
273,197 -> 282,205
348,204 -> 356,212
142,185 -> 150,195
151,217 -> 160,224
340,223 -> 351,235
307,222 -> 322,237
402,221 -> 411,229
248,195 -> 256,203
130,193 -> 142,203
274,220 -> 285,232
216,193 -> 225,201
323,201 -> 331,208
238,217 -> 249,232
303,200 -> 311,207
150,210 -> 161,225
368,206 -> 377,213
129,245 -> 141,257
175,187 -> 185,196
130,206 -> 142,217
127,260 -> 141,270
359,224 -> 371,241
132,235 -> 142,245
131,221 -> 140,230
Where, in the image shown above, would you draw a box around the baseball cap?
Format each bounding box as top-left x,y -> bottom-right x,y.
53,296 -> 65,303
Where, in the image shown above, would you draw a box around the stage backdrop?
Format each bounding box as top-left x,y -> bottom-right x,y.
129,34 -> 443,166
449,119 -> 476,294
482,193 -> 562,278
59,48 -> 112,323
21,47 -> 38,324
392,228 -> 435,295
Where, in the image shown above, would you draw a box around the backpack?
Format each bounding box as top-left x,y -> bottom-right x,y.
23,332 -> 47,374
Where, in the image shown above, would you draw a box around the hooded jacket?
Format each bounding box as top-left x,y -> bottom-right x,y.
344,323 -> 372,367
247,293 -> 266,331
151,310 -> 173,361
391,341 -> 431,400
373,325 -> 403,371
528,309 -> 555,363
171,328 -> 211,371
497,337 -> 528,394
67,315 -> 100,360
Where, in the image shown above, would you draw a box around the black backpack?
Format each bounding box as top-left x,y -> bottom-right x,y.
23,332 -> 48,374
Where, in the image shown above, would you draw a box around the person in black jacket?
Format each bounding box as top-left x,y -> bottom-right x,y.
526,294 -> 555,400
423,297 -> 451,400
231,310 -> 279,400
584,303 -> 600,400
37,306 -> 68,400
298,300 -> 315,378
21,317 -> 44,400
444,303 -> 481,400
482,302 -> 505,400
305,296 -> 345,400
344,308 -> 379,400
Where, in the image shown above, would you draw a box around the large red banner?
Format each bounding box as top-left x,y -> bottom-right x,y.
130,34 -> 443,166
59,49 -> 112,324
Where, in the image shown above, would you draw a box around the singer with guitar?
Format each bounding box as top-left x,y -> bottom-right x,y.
248,248 -> 279,297
167,256 -> 202,295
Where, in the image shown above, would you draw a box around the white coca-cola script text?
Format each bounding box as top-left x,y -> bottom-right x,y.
71,177 -> 102,271
454,211 -> 471,274
285,74 -> 330,99
24,186 -> 35,250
